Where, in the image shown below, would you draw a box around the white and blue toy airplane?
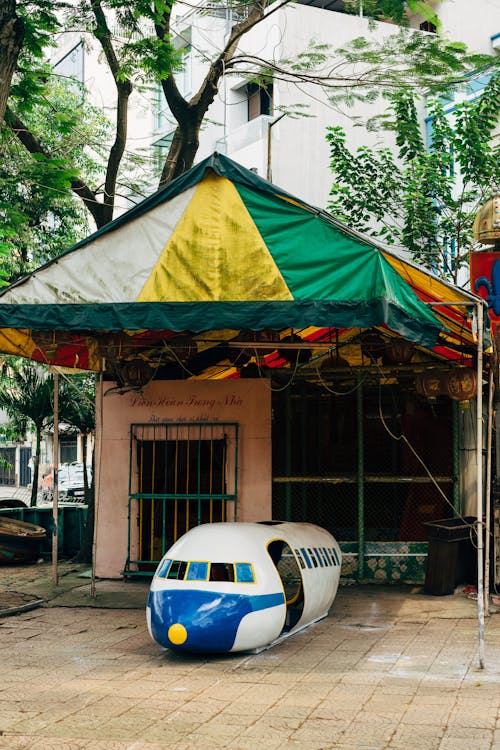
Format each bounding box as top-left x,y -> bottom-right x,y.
146,521 -> 342,654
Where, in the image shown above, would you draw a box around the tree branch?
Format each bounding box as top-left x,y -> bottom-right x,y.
0,0 -> 25,124
90,0 -> 132,223
4,106 -> 105,227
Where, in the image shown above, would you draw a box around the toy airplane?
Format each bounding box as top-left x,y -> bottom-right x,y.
147,521 -> 341,654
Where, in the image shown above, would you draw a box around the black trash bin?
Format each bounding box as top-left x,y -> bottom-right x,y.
423,517 -> 477,596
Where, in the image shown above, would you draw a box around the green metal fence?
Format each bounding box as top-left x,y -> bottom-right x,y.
272,380 -> 457,583
0,504 -> 88,558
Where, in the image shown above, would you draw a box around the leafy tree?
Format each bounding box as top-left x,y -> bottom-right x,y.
0,361 -> 58,506
59,374 -> 95,563
0,362 -> 96,515
326,72 -> 500,283
0,76 -> 111,284
0,0 -> 25,125
1,0 -> 498,236
59,374 -> 95,505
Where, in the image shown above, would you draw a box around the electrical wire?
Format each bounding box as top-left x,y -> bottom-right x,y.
374,364 -> 489,544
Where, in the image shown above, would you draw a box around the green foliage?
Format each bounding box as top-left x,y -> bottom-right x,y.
59,374 -> 95,435
329,30 -> 497,109
0,360 -> 55,431
1,0 -> 499,255
15,1 -> 62,61
327,72 -> 500,282
342,0 -> 438,25
0,74 -> 114,283
0,360 -> 96,505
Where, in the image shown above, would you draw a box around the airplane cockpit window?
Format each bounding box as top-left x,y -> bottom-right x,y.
167,560 -> 188,580
235,563 -> 255,583
156,558 -> 172,578
186,561 -> 209,581
155,559 -> 256,582
209,563 -> 235,582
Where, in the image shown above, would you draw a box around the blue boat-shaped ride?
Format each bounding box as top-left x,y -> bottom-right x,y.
147,521 -> 342,654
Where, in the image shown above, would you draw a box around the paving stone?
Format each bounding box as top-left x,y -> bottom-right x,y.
0,574 -> 499,750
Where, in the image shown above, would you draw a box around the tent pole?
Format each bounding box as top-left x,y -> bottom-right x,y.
476,301 -> 485,669
52,370 -> 59,586
357,376 -> 365,580
91,370 -> 104,598
484,367 -> 494,617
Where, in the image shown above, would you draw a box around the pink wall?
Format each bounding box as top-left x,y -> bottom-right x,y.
94,379 -> 272,577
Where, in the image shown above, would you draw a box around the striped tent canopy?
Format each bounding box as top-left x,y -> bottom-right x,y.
0,152 -> 479,381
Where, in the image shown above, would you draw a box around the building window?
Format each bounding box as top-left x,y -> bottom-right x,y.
60,435 -> 77,464
247,82 -> 273,121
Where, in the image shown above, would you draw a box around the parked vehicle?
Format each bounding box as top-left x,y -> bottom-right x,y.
40,463 -> 91,504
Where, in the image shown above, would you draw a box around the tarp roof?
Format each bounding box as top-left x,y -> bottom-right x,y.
0,152 -> 479,373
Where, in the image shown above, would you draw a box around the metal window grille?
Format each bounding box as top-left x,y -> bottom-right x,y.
0,448 -> 16,486
124,422 -> 238,575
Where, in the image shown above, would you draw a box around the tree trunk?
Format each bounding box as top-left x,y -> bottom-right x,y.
159,120 -> 201,186
0,1 -> 24,125
30,426 -> 41,507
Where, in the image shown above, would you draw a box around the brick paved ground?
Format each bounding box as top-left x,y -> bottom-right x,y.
0,580 -> 499,750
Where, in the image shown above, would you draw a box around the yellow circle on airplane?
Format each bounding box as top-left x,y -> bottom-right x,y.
168,623 -> 187,645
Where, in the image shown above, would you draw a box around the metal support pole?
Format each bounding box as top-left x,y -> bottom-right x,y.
357,376 -> 365,580
484,367 -> 494,617
285,388 -> 292,521
52,370 -> 59,586
267,113 -> 286,182
452,400 -> 460,515
476,301 -> 485,668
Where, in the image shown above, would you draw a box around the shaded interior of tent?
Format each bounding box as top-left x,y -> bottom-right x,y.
0,153 -> 484,582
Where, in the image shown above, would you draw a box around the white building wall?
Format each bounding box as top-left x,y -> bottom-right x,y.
49,1 -> 500,215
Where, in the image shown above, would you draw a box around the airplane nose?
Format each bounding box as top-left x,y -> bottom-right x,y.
168,622 -> 188,645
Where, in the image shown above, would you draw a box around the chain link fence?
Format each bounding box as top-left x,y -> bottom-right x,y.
272,382 -> 455,553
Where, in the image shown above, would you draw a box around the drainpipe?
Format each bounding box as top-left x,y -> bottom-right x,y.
267,113 -> 286,182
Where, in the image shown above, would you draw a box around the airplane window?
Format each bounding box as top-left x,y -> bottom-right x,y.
300,548 -> 312,568
314,548 -> 324,567
156,558 -> 172,578
319,548 -> 329,566
186,561 -> 209,581
323,548 -> 333,566
235,563 -> 255,583
167,560 -> 188,580
294,549 -> 306,569
210,563 -> 235,582
308,548 -> 318,568
331,547 -> 340,566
